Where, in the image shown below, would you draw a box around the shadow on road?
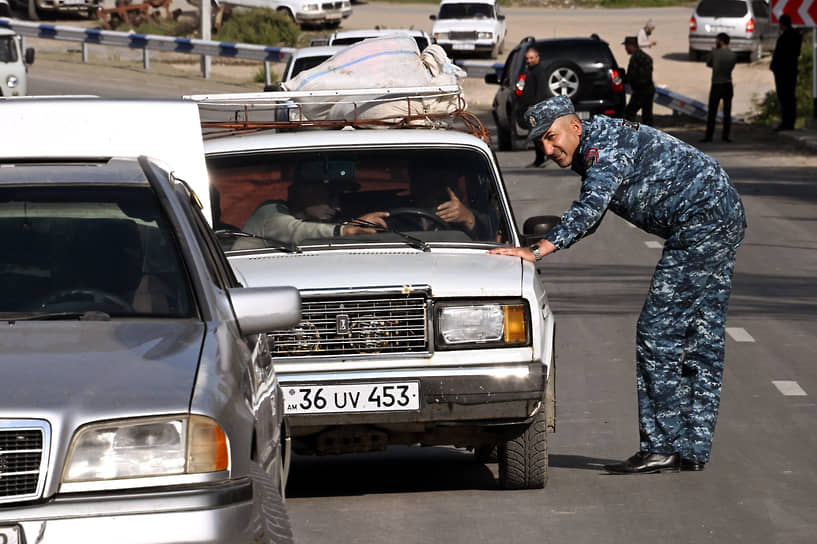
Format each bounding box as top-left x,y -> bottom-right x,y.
286,446 -> 499,497
548,454 -> 620,471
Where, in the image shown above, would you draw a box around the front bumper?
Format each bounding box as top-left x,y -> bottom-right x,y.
436,41 -> 496,55
0,479 -> 260,544
281,362 -> 546,428
295,9 -> 351,23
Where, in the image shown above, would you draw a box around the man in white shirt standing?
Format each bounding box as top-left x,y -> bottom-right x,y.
638,19 -> 656,49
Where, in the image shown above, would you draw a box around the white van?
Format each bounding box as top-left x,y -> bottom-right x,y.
0,27 -> 34,97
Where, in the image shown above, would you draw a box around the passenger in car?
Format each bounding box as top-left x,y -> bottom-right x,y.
242,179 -> 389,245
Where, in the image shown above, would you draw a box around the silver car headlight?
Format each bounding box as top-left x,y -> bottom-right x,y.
62,415 -> 229,483
302,3 -> 319,11
435,301 -> 529,349
6,75 -> 18,88
433,32 -> 448,40
477,32 -> 494,40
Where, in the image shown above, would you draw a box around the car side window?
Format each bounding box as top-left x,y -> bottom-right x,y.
183,184 -> 241,290
501,49 -> 518,85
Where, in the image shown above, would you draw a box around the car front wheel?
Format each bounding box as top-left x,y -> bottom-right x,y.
497,410 -> 548,489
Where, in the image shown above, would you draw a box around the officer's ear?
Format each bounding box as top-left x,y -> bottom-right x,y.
569,115 -> 583,136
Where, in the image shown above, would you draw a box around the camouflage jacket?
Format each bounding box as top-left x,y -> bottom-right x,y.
626,49 -> 654,93
544,115 -> 742,250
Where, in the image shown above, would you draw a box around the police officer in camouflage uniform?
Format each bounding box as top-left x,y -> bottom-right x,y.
489,96 -> 746,474
623,36 -> 655,126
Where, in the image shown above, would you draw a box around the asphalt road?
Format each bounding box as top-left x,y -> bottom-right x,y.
20,15 -> 817,544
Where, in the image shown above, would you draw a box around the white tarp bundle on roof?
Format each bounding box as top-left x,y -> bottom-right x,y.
280,35 -> 467,125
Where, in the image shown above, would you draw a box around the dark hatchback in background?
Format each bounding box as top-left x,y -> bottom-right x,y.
485,36 -> 625,151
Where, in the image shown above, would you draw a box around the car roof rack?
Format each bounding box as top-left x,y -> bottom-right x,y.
185,85 -> 490,144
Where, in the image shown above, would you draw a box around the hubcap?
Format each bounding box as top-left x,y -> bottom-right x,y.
548,67 -> 579,97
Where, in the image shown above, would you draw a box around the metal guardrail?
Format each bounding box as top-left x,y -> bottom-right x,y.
0,17 -> 296,83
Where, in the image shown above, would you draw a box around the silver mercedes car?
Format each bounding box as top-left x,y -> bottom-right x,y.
0,152 -> 300,543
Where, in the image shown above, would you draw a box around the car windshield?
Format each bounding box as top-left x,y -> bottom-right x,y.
207,147 -> 511,251
0,186 -> 194,318
290,55 -> 333,80
439,3 -> 495,19
696,0 -> 748,18
0,36 -> 18,63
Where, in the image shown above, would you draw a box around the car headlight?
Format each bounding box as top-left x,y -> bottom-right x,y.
478,32 -> 494,40
433,32 -> 448,40
62,415 -> 228,483
436,301 -> 529,349
6,75 -> 18,88
302,3 -> 319,11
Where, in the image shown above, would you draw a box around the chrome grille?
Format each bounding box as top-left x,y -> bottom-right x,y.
449,31 -> 478,40
0,421 -> 49,505
270,293 -> 428,357
321,1 -> 343,9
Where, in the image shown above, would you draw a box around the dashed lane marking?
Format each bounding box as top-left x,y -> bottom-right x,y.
726,327 -> 756,342
644,241 -> 663,249
772,381 -> 808,396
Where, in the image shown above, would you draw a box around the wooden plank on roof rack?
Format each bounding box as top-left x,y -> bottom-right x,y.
185,85 -> 463,105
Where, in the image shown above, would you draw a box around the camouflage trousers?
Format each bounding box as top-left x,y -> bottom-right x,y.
636,193 -> 745,463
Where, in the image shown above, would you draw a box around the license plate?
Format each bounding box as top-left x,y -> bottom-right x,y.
284,382 -> 420,414
0,526 -> 21,544
576,111 -> 590,120
452,43 -> 476,51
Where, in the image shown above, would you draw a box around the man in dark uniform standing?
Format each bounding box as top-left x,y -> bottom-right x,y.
770,13 -> 802,131
702,33 -> 737,143
623,36 -> 654,125
490,96 -> 746,474
519,46 -> 549,167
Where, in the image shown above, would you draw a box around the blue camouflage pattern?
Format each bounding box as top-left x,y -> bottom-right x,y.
545,115 -> 746,464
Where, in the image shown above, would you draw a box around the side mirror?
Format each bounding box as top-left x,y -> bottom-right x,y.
25,47 -> 35,65
520,215 -> 561,246
429,14 -> 437,20
497,14 -> 505,20
228,286 -> 301,336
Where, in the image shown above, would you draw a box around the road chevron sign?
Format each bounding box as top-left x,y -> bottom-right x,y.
771,0 -> 817,26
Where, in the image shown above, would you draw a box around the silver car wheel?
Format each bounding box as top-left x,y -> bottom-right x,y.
547,67 -> 580,97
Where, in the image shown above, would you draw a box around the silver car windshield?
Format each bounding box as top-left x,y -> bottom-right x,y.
0,186 -> 194,318
207,147 -> 511,250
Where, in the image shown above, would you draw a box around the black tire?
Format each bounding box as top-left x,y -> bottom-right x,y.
542,61 -> 582,99
276,6 -> 294,22
249,461 -> 294,544
496,123 -> 512,151
497,410 -> 548,489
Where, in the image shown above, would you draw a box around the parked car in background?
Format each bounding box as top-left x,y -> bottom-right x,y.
192,86 -> 557,490
10,0 -> 101,17
328,28 -> 432,51
281,45 -> 344,82
0,0 -> 11,17
0,27 -> 34,97
430,0 -> 507,58
485,36 -> 625,151
0,98 -> 300,544
688,0 -> 776,61
233,0 -> 352,28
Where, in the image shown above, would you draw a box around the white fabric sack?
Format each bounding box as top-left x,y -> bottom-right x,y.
281,36 -> 467,125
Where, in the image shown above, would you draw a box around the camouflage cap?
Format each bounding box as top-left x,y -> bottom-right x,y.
525,96 -> 575,143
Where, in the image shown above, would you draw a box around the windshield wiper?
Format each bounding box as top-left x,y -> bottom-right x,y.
215,229 -> 300,253
4,311 -> 112,322
343,218 -> 430,252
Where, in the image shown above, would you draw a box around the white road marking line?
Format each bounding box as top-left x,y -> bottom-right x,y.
726,327 -> 755,342
644,241 -> 663,249
772,381 -> 808,396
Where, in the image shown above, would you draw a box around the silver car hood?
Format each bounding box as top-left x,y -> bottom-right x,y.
0,321 -> 205,416
229,250 -> 522,297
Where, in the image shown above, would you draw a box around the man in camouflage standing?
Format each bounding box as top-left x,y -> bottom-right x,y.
623,36 -> 655,125
490,96 -> 746,474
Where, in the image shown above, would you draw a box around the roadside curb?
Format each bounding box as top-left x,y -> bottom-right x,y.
775,128 -> 817,154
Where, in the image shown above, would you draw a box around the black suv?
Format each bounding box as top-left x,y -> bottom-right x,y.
485,36 -> 626,151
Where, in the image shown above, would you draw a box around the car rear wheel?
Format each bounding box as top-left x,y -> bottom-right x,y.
543,62 -> 581,99
497,410 -> 548,489
688,46 -> 703,62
